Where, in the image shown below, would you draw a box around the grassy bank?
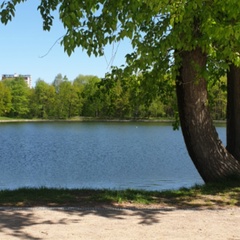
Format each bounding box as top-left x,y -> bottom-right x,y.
0,117 -> 226,126
0,116 -> 175,123
0,181 -> 239,209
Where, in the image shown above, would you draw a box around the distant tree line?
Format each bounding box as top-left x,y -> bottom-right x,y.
0,73 -> 227,120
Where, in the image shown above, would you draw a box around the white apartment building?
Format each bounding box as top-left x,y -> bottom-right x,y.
1,73 -> 32,88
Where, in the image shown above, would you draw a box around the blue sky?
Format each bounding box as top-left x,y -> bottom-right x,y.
0,1 -> 132,86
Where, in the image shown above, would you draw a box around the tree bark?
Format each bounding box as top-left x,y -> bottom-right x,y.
176,48 -> 240,183
226,64 -> 240,161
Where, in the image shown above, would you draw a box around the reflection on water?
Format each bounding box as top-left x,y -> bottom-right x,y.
0,122 -> 225,190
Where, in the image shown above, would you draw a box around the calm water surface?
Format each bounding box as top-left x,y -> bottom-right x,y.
0,122 -> 226,190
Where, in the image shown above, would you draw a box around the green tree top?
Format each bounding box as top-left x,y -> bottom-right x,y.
1,0 -> 239,75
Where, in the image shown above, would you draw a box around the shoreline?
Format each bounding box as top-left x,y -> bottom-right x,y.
0,118 -> 174,123
0,118 -> 226,124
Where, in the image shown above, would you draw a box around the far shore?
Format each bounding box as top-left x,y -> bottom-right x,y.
0,117 -> 226,124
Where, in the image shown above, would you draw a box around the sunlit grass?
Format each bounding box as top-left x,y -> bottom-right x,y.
0,116 -> 175,122
0,180 -> 239,208
0,117 -> 15,120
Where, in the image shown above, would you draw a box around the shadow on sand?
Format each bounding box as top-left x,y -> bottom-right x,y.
0,203 -> 236,240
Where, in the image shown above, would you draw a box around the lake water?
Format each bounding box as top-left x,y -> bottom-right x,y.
0,122 -> 226,191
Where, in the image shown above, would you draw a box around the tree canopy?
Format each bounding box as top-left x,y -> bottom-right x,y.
1,1 -> 239,74
0,74 -> 176,119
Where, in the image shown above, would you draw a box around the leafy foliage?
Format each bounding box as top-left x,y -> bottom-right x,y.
30,79 -> 56,119
0,74 -> 226,120
0,81 -> 12,115
1,1 -> 240,93
3,78 -> 30,118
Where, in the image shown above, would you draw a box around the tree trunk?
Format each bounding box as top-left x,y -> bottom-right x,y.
176,48 -> 240,183
226,64 -> 240,161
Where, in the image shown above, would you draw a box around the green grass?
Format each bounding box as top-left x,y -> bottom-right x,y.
0,117 -> 16,120
0,116 -> 174,122
0,180 -> 239,208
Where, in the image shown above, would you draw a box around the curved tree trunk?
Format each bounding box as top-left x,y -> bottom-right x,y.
176,48 -> 240,183
226,64 -> 240,161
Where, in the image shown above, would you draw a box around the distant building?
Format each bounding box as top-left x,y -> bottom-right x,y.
2,73 -> 32,88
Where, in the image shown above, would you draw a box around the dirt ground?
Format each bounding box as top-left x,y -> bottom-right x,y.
0,206 -> 240,240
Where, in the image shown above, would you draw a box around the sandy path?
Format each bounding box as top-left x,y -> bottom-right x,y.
0,207 -> 240,240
